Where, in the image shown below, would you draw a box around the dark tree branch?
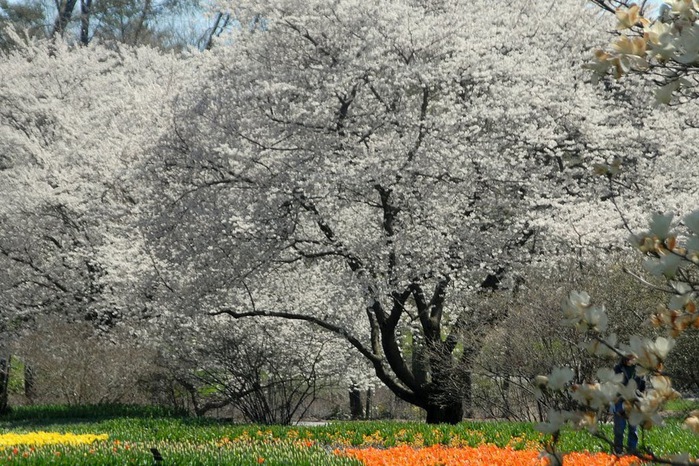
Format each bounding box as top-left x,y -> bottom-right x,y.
406,86 -> 429,164
292,188 -> 366,274
374,288 -> 420,393
0,245 -> 69,293
52,0 -> 78,38
210,307 -> 422,407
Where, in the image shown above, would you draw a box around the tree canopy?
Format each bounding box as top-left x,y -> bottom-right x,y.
140,0 -> 692,422
1,0 -> 698,426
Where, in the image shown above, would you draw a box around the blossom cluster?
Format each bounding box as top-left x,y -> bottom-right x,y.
636,212 -> 699,336
587,1 -> 699,102
537,298 -> 684,435
536,210 -> 699,463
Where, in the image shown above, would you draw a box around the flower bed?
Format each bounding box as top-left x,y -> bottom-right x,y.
2,410 -> 694,465
337,444 -> 644,466
0,432 -> 108,447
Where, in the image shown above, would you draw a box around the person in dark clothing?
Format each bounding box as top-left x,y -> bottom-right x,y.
613,354 -> 646,455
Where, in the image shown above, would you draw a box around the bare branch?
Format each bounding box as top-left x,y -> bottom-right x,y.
210,307 -> 423,407
622,266 -> 676,294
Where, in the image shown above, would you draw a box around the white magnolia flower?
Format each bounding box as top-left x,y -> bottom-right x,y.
668,291 -> 695,310
562,291 -> 591,321
536,409 -> 573,435
572,382 -> 615,411
649,212 -> 675,238
643,253 -> 683,278
596,367 -> 623,384
586,334 -> 619,359
624,335 -> 675,371
644,20 -> 675,59
667,0 -> 695,17
571,411 -> 598,433
561,291 -> 607,332
684,410 -> 699,434
653,336 -> 675,359
649,375 -> 681,401
618,379 -> 640,401
547,367 -> 574,391
583,304 -> 608,332
628,393 -> 665,428
534,375 -> 549,389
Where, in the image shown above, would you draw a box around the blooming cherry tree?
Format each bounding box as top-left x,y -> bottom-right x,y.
142,0 -> 681,423
3,0 -> 698,426
0,35 -> 193,332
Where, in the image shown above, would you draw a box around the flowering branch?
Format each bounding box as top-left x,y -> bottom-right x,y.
536,209 -> 699,465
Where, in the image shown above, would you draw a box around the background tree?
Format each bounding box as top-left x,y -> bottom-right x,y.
146,314 -> 368,423
471,258 -> 665,421
665,329 -> 699,393
11,316 -> 158,405
0,0 -> 210,48
0,37 -> 196,410
69,0 -> 163,46
142,0 -> 672,423
0,31 -> 364,420
0,0 -> 48,50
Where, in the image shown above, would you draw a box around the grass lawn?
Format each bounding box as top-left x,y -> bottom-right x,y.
0,405 -> 697,465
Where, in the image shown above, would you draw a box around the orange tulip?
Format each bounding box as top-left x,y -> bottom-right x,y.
337,444 -> 644,466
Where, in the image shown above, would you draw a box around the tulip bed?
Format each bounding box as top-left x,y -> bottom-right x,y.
0,405 -> 697,465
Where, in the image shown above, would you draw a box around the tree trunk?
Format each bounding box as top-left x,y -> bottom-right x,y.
131,0 -> 151,45
348,386 -> 363,420
0,356 -> 11,414
79,0 -> 91,45
411,341 -> 429,386
24,364 -> 36,403
52,0 -> 79,38
364,387 -> 373,420
425,398 -> 463,424
462,370 -> 473,419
